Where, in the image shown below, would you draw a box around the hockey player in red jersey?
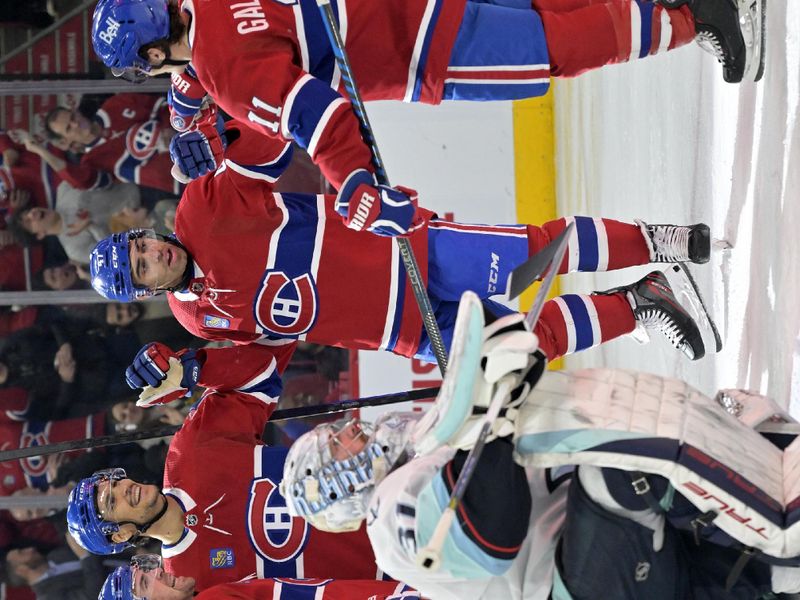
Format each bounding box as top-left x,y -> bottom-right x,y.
91,0 -> 764,189
21,93 -> 179,194
66,343 -> 382,591
98,554 -> 419,600
90,122 -> 718,365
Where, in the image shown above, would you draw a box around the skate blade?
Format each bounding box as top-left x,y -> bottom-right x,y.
667,263 -> 723,353
739,0 -> 766,82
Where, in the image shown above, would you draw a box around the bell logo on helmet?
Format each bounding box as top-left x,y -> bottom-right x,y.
98,16 -> 122,45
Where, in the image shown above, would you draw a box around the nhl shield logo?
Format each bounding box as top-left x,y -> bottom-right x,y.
185,514 -> 198,527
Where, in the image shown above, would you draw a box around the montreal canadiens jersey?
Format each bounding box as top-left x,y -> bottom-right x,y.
161,344 -> 379,591
0,411 -> 104,495
168,162 -> 432,358
195,578 -> 419,600
179,0 -> 466,187
0,132 -> 61,211
57,93 -> 177,194
368,447 -> 569,600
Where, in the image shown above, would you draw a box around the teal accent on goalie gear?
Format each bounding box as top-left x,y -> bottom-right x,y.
421,296 -> 484,448
515,429 -> 648,457
551,564 -> 576,600
415,468 -> 514,579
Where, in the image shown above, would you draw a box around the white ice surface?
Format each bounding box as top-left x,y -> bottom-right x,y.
555,2 -> 800,412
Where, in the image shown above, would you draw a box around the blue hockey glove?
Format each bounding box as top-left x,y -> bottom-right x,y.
169,106 -> 226,181
126,342 -> 201,395
335,169 -> 423,237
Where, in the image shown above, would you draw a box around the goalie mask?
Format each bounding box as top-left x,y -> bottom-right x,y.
281,416 -> 409,532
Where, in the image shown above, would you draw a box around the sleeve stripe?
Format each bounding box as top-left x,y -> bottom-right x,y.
238,358 -> 277,391
281,73 -> 316,140
223,158 -> 279,183
307,97 -> 347,158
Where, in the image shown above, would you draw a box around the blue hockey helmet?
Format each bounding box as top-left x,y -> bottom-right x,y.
90,229 -> 155,302
100,566 -> 135,600
100,554 -> 164,600
92,0 -> 170,74
67,468 -> 132,555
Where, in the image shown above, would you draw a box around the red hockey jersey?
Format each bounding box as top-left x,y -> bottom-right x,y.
195,578 -> 418,599
0,412 -> 105,495
161,344 -> 379,590
57,94 -> 178,194
168,163 -> 432,358
180,0 -> 466,187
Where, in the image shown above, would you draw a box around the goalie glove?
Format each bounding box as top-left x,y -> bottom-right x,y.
169,105 -> 226,182
413,294 -> 543,455
125,343 -> 202,407
335,169 -> 425,237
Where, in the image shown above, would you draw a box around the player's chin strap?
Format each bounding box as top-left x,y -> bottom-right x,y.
121,493 -> 171,546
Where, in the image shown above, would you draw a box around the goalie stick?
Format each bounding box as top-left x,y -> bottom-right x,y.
0,386 -> 440,463
416,222 -> 574,571
316,0 -> 449,375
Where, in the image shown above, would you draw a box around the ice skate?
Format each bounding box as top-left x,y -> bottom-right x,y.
598,269 -> 707,360
637,220 -> 711,264
656,0 -> 766,83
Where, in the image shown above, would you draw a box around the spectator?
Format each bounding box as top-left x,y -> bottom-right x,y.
1,540 -> 112,600
10,182 -> 140,265
21,94 -> 179,195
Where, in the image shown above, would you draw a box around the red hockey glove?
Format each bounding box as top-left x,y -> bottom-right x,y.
335,169 -> 425,237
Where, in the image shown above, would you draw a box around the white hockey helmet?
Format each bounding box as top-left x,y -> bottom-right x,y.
281,417 -> 399,533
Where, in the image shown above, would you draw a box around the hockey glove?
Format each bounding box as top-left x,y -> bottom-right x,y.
126,343 -> 202,407
335,169 -> 424,237
168,66 -> 206,132
169,105 -> 226,181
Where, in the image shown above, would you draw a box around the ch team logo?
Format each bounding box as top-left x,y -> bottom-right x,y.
19,422 -> 53,485
247,478 -> 309,563
254,270 -> 318,336
125,119 -> 161,160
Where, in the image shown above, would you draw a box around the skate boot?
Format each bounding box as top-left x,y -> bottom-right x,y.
598,269 -> 705,360
655,0 -> 766,83
636,220 -> 711,264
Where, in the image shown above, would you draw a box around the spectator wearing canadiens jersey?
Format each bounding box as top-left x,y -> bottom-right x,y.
89,0 -> 764,193
66,343 -> 382,591
98,553 -> 420,599
20,93 -> 180,195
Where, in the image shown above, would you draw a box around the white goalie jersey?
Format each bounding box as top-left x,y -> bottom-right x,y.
366,444 -> 569,600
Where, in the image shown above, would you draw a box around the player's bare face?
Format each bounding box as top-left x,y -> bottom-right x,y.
132,566 -> 195,600
129,237 -> 187,291
95,477 -> 162,526
49,108 -> 98,146
330,420 -> 369,460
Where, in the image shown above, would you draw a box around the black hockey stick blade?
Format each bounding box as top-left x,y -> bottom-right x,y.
506,223 -> 574,301
524,222 -> 574,330
0,386 -> 440,463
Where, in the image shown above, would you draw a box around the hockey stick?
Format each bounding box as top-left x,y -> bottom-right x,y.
0,386 -> 440,463
316,0 -> 449,375
506,223 -> 575,301
416,223 -> 574,571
